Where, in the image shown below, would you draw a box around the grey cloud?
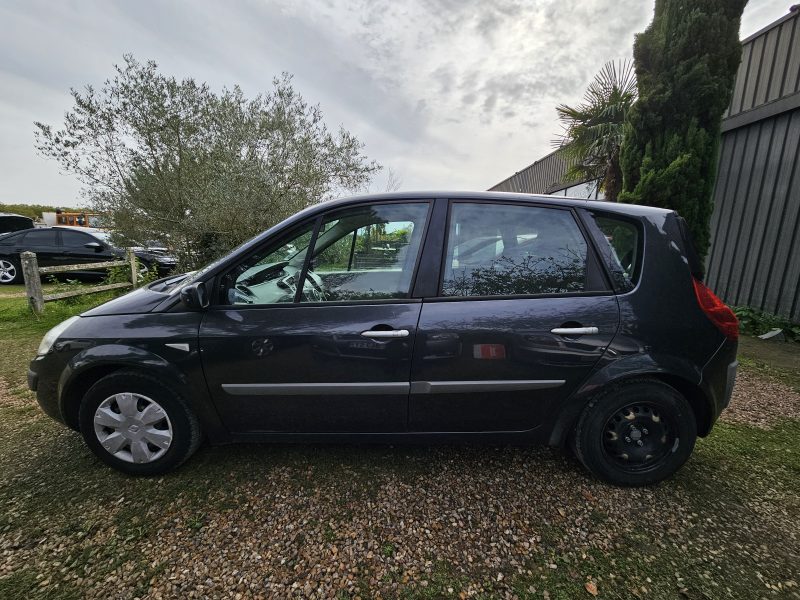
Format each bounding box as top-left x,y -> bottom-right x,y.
0,0 -> 788,203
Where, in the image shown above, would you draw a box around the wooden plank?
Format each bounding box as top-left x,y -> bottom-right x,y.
42,282 -> 131,302
20,251 -> 43,314
39,259 -> 128,274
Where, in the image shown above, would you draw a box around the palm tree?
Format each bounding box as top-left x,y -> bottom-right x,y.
553,60 -> 637,202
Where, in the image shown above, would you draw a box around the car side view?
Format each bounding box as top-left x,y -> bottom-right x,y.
27,192 -> 739,486
0,226 -> 176,284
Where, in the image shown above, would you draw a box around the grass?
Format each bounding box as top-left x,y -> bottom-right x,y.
0,293 -> 798,598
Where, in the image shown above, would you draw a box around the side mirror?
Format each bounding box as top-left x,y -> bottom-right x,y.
84,241 -> 103,252
180,282 -> 210,310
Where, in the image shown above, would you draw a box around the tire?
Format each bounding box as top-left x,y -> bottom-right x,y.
0,257 -> 22,285
573,379 -> 697,486
78,370 -> 202,475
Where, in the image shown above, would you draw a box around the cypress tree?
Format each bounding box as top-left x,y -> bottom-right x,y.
619,0 -> 747,262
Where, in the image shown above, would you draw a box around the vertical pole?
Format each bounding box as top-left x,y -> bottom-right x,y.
128,249 -> 139,288
21,251 -> 43,314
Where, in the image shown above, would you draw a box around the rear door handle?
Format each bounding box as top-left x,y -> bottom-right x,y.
550,326 -> 599,336
361,329 -> 410,338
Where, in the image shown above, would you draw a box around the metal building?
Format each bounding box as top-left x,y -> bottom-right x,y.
706,7 -> 800,322
488,7 -> 800,321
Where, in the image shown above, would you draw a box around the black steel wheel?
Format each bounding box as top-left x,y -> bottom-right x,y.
602,403 -> 676,471
574,379 -> 696,486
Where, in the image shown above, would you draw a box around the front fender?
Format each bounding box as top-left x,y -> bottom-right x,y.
58,343 -> 188,401
56,343 -> 229,443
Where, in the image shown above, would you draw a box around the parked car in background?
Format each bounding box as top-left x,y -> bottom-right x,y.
0,226 -> 176,284
0,212 -> 34,235
27,192 -> 738,486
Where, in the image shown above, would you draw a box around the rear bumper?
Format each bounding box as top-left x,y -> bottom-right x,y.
700,338 -> 738,432
722,360 -> 738,409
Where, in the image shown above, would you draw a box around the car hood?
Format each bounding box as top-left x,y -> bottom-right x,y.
81,285 -> 173,316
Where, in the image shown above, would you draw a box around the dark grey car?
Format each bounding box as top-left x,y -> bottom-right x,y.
27,192 -> 739,486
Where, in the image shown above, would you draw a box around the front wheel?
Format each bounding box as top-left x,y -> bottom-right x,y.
78,370 -> 202,475
573,379 -> 697,486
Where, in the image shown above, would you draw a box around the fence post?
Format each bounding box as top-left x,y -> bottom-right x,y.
21,251 -> 43,314
128,249 -> 139,288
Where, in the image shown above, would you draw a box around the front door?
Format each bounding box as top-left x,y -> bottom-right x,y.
199,200 -> 432,434
58,229 -> 117,270
409,200 -> 620,432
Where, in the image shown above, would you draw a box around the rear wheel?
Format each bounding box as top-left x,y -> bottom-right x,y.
0,258 -> 22,284
573,379 -> 696,486
78,370 -> 202,475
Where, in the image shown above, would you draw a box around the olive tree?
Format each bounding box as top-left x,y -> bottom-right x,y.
35,55 -> 381,268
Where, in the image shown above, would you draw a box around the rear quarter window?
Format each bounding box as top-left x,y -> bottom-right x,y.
589,212 -> 642,291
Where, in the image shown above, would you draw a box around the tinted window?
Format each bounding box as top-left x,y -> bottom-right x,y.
305,203 -> 429,302
590,213 -> 640,290
22,230 -> 57,246
61,230 -> 94,247
441,203 -> 588,297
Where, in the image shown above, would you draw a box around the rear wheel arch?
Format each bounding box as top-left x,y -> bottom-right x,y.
550,371 -> 713,447
648,373 -> 712,437
573,377 -> 697,485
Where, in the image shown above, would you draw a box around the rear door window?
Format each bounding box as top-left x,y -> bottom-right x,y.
441,203 -> 589,297
588,212 -> 641,291
21,229 -> 58,246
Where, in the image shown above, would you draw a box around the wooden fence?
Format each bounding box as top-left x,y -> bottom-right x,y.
19,249 -> 139,314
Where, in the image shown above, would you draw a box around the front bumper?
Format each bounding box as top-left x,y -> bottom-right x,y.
29,355 -> 67,426
27,368 -> 38,392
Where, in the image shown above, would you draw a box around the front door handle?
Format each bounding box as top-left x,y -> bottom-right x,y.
361,329 -> 410,339
550,326 -> 599,336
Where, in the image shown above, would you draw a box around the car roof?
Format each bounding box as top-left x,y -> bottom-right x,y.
52,226 -> 104,233
315,191 -> 674,218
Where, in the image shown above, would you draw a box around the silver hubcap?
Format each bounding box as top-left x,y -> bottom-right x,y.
0,260 -> 16,283
93,393 -> 173,464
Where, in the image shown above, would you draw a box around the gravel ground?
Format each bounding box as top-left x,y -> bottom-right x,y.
721,367 -> 800,427
1,367 -> 799,599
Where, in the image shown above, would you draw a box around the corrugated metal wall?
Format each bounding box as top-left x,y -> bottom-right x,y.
706,9 -> 800,321
489,150 -> 575,194
724,11 -> 800,119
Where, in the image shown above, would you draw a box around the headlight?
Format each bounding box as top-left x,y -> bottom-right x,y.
37,316 -> 80,356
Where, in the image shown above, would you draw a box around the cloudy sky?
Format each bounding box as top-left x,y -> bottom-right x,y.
0,0 -> 791,207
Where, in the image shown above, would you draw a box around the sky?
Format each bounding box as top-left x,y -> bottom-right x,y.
0,0 -> 793,208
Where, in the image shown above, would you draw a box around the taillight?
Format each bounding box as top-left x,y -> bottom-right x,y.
692,278 -> 739,340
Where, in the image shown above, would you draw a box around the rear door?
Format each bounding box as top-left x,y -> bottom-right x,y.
409,200 -> 619,432
199,200 -> 432,434
17,229 -> 60,268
